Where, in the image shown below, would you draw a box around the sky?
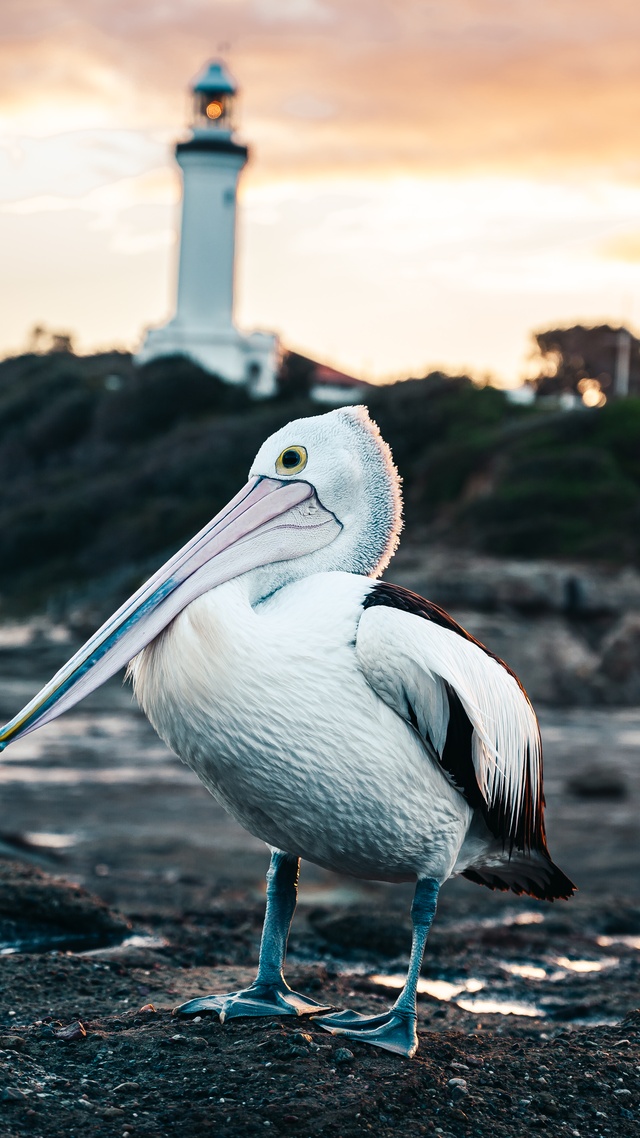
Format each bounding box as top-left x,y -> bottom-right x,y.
2,1 -> 640,384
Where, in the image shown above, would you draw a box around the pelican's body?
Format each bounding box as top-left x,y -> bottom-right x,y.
0,405 -> 575,1057
131,573 -> 470,884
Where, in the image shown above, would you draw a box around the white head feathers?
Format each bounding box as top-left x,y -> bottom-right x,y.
250,405 -> 403,579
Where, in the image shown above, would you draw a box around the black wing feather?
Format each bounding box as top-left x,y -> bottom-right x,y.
363,582 -> 546,852
363,581 -> 575,899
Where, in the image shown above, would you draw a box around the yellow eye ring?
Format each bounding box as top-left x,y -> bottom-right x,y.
275,445 -> 308,476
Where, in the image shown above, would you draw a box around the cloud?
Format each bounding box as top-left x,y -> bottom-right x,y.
2,1 -> 640,379
1,1 -> 640,179
599,231 -> 640,263
0,131 -> 172,203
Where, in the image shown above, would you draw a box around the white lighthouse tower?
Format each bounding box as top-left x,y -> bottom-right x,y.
136,61 -> 278,397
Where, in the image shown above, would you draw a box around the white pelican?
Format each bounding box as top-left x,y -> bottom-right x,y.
0,407 -> 574,1057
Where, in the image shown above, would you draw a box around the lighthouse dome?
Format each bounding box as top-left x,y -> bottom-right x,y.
193,61 -> 237,96
190,60 -> 238,136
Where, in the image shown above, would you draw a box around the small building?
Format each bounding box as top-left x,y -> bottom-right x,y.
311,363 -> 369,405
135,61 -> 278,397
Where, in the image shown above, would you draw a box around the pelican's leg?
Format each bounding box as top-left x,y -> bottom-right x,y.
314,877 -> 439,1058
174,850 -> 333,1020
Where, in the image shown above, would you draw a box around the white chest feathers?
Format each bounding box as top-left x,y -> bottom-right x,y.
129,573 -> 469,882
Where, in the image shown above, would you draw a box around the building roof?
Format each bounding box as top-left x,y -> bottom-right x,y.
314,364 -> 368,389
192,60 -> 237,95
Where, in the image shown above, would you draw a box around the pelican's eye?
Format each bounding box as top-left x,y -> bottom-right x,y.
275,445 -> 308,476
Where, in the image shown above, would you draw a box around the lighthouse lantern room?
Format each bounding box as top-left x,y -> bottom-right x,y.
192,61 -> 237,134
135,60 -> 278,397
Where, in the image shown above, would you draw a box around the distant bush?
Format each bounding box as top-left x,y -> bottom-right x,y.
94,356 -> 252,444
444,403 -> 640,561
0,349 -> 638,614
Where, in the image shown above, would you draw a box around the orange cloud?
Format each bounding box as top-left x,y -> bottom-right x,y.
2,1 -> 640,379
1,1 -> 640,180
599,231 -> 640,262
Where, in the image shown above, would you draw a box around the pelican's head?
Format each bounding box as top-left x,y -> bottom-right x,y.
250,405 -> 402,584
0,406 -> 402,748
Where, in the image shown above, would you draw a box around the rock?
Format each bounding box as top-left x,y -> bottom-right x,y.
2,1087 -> 28,1102
0,1034 -> 26,1051
333,1048 -> 355,1063
566,765 -> 627,800
0,861 -> 130,954
285,1032 -> 316,1057
536,1092 -> 560,1116
597,614 -> 640,702
53,1020 -> 87,1042
448,1077 -> 468,1099
392,545 -> 640,618
113,1082 -> 140,1095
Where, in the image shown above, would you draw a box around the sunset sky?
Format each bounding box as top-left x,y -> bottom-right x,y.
2,0 -> 640,384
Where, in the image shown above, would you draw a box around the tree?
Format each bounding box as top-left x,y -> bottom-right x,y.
25,324 -> 75,355
529,324 -> 640,405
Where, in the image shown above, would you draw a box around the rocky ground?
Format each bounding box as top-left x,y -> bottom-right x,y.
1,866 -> 639,1138
0,629 -> 639,1137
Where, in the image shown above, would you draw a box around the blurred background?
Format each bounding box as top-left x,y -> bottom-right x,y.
0,0 -> 639,1038
3,0 -> 640,382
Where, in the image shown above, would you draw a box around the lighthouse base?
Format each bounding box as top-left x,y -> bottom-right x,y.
135,322 -> 279,399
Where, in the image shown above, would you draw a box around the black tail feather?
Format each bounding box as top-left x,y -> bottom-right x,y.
463,855 -> 576,902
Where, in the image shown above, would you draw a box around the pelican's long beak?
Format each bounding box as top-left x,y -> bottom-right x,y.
0,477 -> 340,750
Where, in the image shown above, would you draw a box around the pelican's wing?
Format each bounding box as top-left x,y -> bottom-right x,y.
356,582 -> 544,854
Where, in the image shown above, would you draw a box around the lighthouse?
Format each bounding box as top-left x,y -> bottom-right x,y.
136,61 -> 278,397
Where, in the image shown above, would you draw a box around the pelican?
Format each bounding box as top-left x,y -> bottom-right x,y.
0,407 -> 574,1057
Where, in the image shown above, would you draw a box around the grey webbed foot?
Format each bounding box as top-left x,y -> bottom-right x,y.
174,980 -> 333,1021
314,1007 -> 419,1058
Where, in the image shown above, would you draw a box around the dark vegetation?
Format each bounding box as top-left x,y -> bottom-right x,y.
0,350 -> 639,614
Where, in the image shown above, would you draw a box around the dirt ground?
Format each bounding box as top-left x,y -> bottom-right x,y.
0,634 -> 639,1137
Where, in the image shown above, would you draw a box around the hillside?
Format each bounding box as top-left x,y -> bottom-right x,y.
0,350 -> 639,615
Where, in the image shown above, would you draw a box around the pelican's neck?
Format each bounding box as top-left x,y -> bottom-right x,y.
238,536 -> 377,606
130,576 -> 251,688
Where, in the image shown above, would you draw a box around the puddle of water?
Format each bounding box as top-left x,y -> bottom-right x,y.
502,962 -> 547,980
370,973 -> 484,1002
79,933 -> 169,958
554,956 -> 618,973
0,928 -> 130,955
501,955 -> 620,984
475,910 -> 545,931
21,832 -> 79,850
457,997 -> 544,1018
295,885 -> 375,907
371,972 -> 543,1017
597,934 -> 640,950
0,621 -> 70,648
615,730 -> 640,746
3,714 -> 151,760
0,765 -> 194,786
